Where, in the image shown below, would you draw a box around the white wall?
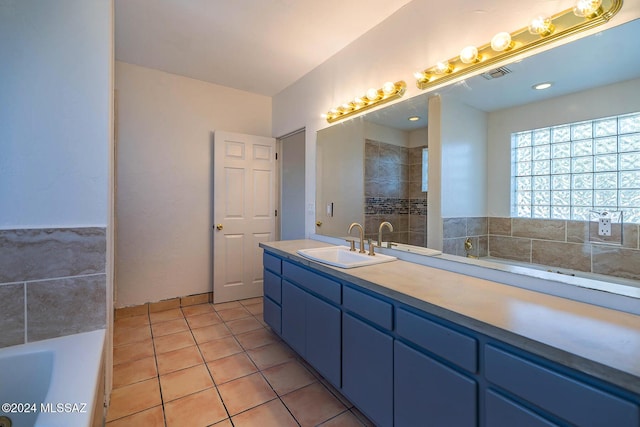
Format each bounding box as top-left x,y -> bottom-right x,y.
487,77 -> 640,217
315,118 -> 364,238
440,98 -> 488,218
272,0 -> 640,238
115,62 -> 271,307
364,121 -> 409,146
0,0 -> 113,229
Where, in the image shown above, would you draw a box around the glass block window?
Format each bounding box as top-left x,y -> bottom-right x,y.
511,111 -> 640,223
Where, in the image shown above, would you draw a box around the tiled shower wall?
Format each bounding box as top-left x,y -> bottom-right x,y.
364,140 -> 427,246
0,228 -> 107,348
442,217 -> 640,281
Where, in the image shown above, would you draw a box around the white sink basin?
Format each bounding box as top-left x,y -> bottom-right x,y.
297,246 -> 397,268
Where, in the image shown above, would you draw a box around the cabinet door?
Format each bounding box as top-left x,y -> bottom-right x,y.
306,294 -> 341,387
342,313 -> 393,427
263,296 -> 281,335
394,341 -> 477,427
281,280 -> 306,356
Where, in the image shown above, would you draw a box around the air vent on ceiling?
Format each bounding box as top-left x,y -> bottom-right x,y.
481,66 -> 512,80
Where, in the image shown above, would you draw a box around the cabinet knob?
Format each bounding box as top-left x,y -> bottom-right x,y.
216,224 -> 223,230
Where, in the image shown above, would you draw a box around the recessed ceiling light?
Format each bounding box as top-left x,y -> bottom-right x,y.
408,116 -> 421,122
533,82 -> 553,90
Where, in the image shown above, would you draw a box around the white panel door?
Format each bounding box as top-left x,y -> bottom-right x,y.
213,131 -> 276,303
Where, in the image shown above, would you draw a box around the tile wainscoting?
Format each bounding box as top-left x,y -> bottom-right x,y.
0,227 -> 107,347
443,217 -> 640,281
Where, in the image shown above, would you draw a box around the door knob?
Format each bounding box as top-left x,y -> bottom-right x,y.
316,221 -> 322,227
216,224 -> 223,230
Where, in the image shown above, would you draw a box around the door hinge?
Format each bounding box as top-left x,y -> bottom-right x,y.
275,209 -> 278,217
275,152 -> 278,160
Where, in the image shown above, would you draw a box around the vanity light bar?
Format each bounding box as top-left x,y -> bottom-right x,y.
415,0 -> 622,90
324,81 -> 407,123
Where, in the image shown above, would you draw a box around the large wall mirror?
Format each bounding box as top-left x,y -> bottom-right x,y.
316,18 -> 640,291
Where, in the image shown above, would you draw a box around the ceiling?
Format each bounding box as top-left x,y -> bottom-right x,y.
114,0 -> 413,97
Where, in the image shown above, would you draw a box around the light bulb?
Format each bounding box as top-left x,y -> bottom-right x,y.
459,46 -> 479,64
382,81 -> 396,95
330,108 -> 339,114
491,32 -> 513,52
366,88 -> 379,101
414,71 -> 426,80
434,61 -> 452,74
573,0 -> 602,17
353,97 -> 364,105
528,15 -> 555,36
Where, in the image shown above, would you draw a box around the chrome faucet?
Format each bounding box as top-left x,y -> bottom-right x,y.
348,222 -> 366,253
378,221 -> 394,247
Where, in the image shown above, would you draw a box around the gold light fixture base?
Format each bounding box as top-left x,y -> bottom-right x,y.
416,0 -> 622,90
325,81 -> 407,123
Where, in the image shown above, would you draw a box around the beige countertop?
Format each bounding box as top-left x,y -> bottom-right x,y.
261,239 -> 640,394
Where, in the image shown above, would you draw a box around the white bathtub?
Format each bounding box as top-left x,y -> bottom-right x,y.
0,329 -> 105,427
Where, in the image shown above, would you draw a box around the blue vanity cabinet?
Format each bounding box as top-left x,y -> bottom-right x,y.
484,345 -> 640,427
342,286 -> 394,427
263,254 -> 282,334
280,260 -> 342,388
394,307 -> 479,427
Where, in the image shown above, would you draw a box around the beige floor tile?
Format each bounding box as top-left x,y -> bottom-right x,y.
198,336 -> 243,362
321,378 -> 354,408
245,303 -> 264,316
240,297 -> 263,306
106,378 -> 161,422
114,314 -> 149,329
217,306 -> 252,322
105,405 -> 164,427
262,360 -> 316,395
191,323 -> 232,344
212,419 -> 233,427
281,382 -> 347,427
235,328 -> 280,350
182,303 -> 215,317
113,356 -> 158,389
318,410 -> 365,427
115,304 -> 148,319
160,364 -> 214,402
113,338 -> 154,365
151,317 -> 189,337
350,407 -> 376,427
153,330 -> 196,354
213,301 -> 243,311
113,324 -> 152,347
164,388 -> 228,427
247,342 -> 296,370
156,345 -> 204,375
186,311 -> 223,329
149,298 -> 180,313
206,352 -> 258,384
231,399 -> 298,427
149,308 -> 184,324
225,317 -> 263,335
181,293 -> 210,307
218,372 -> 277,415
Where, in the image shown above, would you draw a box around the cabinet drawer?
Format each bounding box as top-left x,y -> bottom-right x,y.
485,345 -> 639,427
263,297 -> 281,335
343,286 -> 393,331
282,261 -> 341,304
396,308 -> 477,372
264,252 -> 282,274
264,269 -> 281,304
485,389 -> 557,427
